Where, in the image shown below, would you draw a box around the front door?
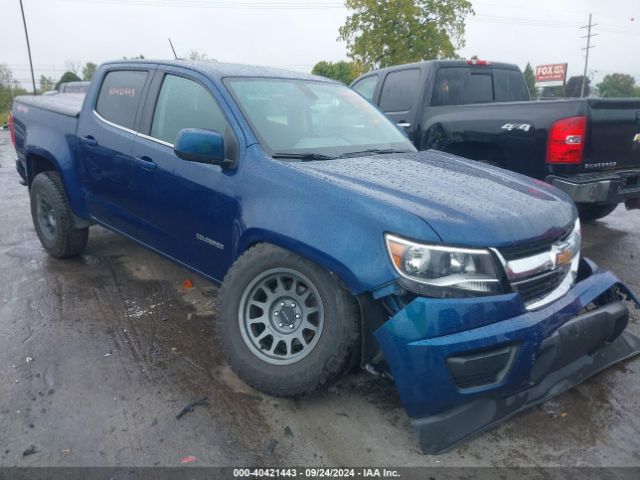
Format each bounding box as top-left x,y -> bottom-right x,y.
130,70 -> 239,279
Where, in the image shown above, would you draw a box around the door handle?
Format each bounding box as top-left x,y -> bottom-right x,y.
397,122 -> 411,128
80,135 -> 98,147
135,155 -> 157,171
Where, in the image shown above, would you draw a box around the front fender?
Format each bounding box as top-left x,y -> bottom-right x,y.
233,149 -> 440,295
238,227 -> 363,294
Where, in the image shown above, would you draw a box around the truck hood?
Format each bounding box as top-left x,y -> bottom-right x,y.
291,151 -> 576,247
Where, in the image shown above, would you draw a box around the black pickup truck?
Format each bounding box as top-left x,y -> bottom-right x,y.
352,60 -> 640,221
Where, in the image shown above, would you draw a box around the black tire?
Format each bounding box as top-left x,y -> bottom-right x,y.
217,243 -> 360,396
578,202 -> 618,223
30,172 -> 89,258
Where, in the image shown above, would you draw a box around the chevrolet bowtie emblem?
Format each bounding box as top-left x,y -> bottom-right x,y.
634,133 -> 640,144
555,248 -> 573,267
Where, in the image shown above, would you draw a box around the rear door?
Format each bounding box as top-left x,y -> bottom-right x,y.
587,99 -> 640,170
77,67 -> 153,235
378,68 -> 422,141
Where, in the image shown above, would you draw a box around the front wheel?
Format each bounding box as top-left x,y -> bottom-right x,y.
217,244 -> 360,396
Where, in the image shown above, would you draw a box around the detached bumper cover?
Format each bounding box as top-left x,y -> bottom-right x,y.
374,259 -> 640,454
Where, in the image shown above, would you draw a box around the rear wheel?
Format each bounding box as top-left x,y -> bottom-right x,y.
578,202 -> 618,223
217,244 -> 360,396
30,172 -> 89,258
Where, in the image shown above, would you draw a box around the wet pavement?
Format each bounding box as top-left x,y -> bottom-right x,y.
0,130 -> 639,467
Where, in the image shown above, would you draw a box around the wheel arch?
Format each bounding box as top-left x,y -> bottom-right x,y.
26,150 -> 91,228
24,143 -> 91,223
26,151 -> 61,187
237,228 -> 364,296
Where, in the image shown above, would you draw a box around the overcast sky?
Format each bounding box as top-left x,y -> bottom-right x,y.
2,0 -> 639,89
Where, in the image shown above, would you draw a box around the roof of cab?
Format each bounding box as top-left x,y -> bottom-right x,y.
363,59 -> 521,76
100,59 -> 336,83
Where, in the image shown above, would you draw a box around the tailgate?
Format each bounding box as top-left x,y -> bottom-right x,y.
586,99 -> 640,170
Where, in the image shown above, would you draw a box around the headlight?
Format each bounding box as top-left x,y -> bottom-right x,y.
385,234 -> 503,297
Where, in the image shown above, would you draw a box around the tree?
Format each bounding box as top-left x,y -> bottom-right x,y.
122,54 -> 145,60
338,0 -> 474,68
564,76 -> 590,98
188,50 -> 208,61
0,64 -> 13,88
597,73 -> 636,97
82,62 -> 97,81
0,65 -> 27,123
540,86 -> 564,99
55,71 -> 81,90
65,61 -> 82,76
523,62 -> 535,98
39,75 -> 55,92
311,60 -> 368,84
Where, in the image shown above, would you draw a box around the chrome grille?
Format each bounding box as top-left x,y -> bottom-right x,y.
511,268 -> 568,305
500,228 -> 571,261
495,219 -> 581,310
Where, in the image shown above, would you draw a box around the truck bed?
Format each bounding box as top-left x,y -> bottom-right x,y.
15,93 -> 84,118
12,94 -> 84,185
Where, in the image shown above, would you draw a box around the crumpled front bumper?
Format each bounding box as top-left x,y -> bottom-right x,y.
374,258 -> 640,454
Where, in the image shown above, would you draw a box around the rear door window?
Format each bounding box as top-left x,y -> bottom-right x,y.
150,74 -> 228,145
96,70 -> 148,129
431,68 -> 468,106
351,75 -> 378,101
379,69 -> 421,113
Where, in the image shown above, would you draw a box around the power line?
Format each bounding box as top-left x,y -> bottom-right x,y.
474,1 -> 635,23
471,16 -> 580,28
55,0 -> 345,9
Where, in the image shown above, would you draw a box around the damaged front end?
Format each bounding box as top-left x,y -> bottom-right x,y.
369,258 -> 640,454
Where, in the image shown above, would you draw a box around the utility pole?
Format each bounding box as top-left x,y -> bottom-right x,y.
580,13 -> 598,98
18,0 -> 37,95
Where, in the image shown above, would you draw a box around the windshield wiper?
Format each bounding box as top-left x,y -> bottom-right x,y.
335,148 -> 413,158
272,152 -> 336,161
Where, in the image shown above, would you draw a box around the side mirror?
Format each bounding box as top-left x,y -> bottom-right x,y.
174,128 -> 234,168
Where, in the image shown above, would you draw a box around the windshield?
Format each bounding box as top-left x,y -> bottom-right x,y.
224,77 -> 415,158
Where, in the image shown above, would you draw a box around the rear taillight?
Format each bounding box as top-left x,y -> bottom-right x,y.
9,111 -> 16,148
546,116 -> 587,164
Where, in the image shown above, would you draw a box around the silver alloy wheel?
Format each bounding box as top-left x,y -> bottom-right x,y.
238,267 -> 325,365
36,192 -> 57,240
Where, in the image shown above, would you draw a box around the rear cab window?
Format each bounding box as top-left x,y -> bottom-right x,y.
494,69 -> 531,101
95,70 -> 149,129
431,67 -> 529,106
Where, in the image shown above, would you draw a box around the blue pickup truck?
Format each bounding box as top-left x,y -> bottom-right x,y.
10,60 -> 640,454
